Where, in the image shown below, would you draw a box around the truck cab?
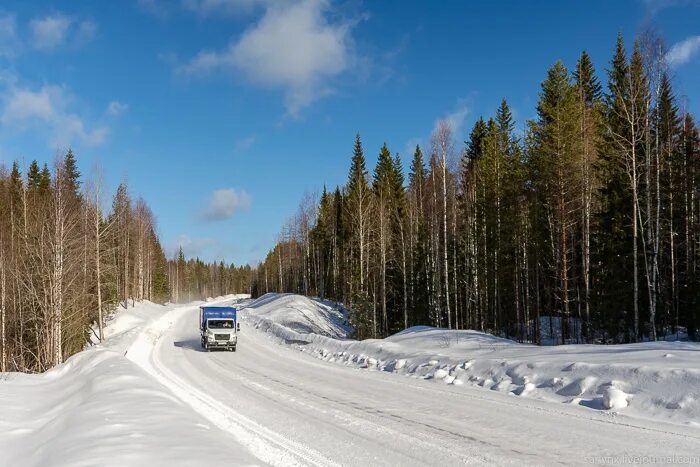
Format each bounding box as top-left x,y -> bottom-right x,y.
200,306 -> 240,351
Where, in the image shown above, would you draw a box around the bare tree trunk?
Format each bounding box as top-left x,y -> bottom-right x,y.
432,121 -> 453,329
400,224 -> 408,330
442,138 -> 451,329
1,238 -> 6,372
52,168 -> 65,366
95,207 -> 104,341
632,147 -> 640,342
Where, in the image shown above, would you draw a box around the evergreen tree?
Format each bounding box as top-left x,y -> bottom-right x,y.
408,145 -> 429,326
244,33 -> 700,347
63,148 -> 81,198
531,60 -> 582,342
596,33 -> 635,340
39,164 -> 51,193
345,133 -> 373,337
27,161 -> 41,191
573,50 -> 602,105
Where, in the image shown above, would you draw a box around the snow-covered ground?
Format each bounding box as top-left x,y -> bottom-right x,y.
0,295 -> 261,467
244,294 -> 700,426
2,292 -> 700,466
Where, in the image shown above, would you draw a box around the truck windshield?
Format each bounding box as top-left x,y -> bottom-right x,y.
208,319 -> 234,329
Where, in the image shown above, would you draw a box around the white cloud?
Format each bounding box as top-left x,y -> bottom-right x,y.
29,14 -> 96,50
201,188 -> 252,221
435,99 -> 470,138
666,35 -> 700,67
403,137 -> 423,161
642,0 -> 698,16
30,14 -> 72,50
106,100 -> 129,116
167,234 -> 242,261
0,13 -> 18,57
180,0 -> 357,115
1,84 -> 108,147
168,234 -> 217,258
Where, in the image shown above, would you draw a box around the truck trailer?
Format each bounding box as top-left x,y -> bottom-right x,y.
200,306 -> 239,351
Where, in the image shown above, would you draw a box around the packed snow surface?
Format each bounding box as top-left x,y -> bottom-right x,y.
243,293 -> 700,426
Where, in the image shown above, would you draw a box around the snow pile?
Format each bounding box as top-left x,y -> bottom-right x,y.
1,295 -> 259,467
242,293 -> 350,342
243,294 -> 700,426
0,349 -> 260,467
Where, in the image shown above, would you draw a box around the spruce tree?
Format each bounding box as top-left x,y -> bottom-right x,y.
596,33 -> 635,340
658,70 -> 681,334
409,145 -> 425,189
27,161 -> 41,191
573,50 -> 602,105
347,133 -> 368,196
496,98 -> 515,152
574,50 -> 603,340
63,149 -> 81,196
408,145 -> 429,326
9,162 -> 23,223
373,143 -> 396,335
345,133 -> 372,337
531,60 -> 582,343
39,164 -> 51,193
466,118 -> 487,162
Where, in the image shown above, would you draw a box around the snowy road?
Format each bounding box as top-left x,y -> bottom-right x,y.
132,299 -> 700,466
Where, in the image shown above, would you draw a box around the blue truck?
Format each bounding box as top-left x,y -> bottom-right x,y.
199,306 -> 239,352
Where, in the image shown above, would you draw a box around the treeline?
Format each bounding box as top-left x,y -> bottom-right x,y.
168,248 -> 254,303
251,32 -> 700,343
0,151 -> 250,372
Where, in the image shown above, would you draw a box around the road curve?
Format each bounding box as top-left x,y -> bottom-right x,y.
133,300 -> 700,466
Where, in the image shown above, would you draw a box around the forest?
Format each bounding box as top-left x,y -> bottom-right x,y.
2,30 -> 699,374
251,32 -> 700,344
0,153 -> 253,372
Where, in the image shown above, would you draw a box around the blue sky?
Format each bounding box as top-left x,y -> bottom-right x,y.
0,0 -> 699,265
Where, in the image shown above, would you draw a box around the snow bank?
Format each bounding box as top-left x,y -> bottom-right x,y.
0,349 -> 259,467
244,293 -> 350,341
242,294 -> 700,426
1,294 -> 259,467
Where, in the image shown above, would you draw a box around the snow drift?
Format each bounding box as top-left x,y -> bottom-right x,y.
0,295 -> 260,467
242,293 -> 700,426
0,349 -> 260,467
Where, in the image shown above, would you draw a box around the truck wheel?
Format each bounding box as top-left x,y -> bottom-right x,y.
232,346 -> 237,352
